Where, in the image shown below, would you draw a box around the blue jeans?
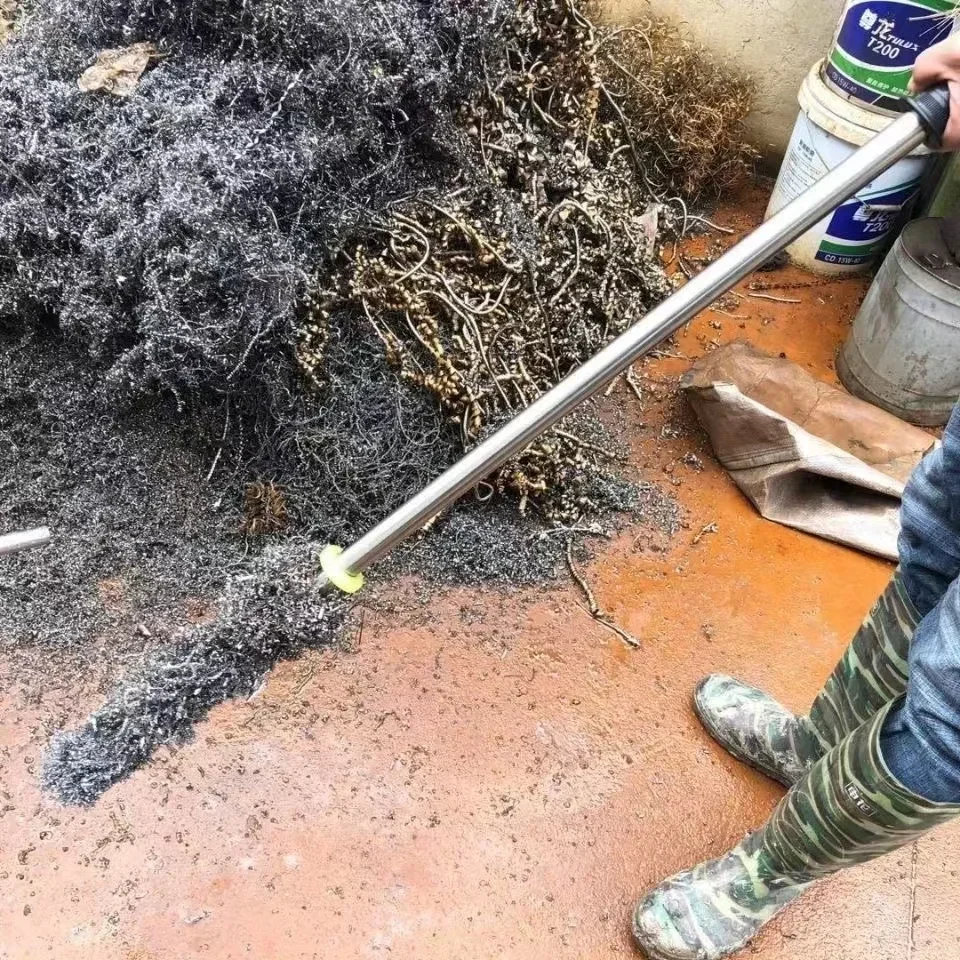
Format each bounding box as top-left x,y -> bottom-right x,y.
880,404 -> 960,803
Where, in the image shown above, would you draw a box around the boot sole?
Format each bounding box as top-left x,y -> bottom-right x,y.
692,687 -> 799,789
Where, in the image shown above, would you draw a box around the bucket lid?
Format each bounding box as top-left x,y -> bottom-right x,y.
799,61 -> 930,155
901,218 -> 960,291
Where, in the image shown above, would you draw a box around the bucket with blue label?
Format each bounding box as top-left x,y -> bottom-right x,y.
824,0 -> 960,114
766,62 -> 932,275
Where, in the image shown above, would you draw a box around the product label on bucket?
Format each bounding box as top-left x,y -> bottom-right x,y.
767,111 -> 928,272
815,182 -> 921,265
826,0 -> 959,110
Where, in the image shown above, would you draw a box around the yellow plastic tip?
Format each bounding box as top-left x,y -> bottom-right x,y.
319,544 -> 366,595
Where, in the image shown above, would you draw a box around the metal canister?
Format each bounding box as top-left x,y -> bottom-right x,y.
839,217 -> 960,425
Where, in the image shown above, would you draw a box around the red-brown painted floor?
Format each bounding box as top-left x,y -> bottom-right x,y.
3,186 -> 959,960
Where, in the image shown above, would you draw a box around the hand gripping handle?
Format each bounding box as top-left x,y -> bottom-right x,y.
908,83 -> 952,148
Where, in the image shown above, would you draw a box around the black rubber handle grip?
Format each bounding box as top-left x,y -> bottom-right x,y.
907,82 -> 952,147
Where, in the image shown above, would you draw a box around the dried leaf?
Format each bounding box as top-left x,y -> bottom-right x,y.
0,0 -> 17,43
78,42 -> 160,97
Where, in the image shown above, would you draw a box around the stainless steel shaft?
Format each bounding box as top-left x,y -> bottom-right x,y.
331,110 -> 928,579
0,527 -> 52,556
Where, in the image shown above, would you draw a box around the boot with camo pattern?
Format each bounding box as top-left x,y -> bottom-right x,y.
694,569 -> 919,786
632,699 -> 960,960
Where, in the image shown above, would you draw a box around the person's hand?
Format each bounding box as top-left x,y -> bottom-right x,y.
910,34 -> 960,149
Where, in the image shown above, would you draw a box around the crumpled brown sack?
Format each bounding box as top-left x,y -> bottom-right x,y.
680,341 -> 937,560
78,42 -> 160,98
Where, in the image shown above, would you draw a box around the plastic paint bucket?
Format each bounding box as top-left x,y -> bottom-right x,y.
765,62 -> 931,275
824,0 -> 960,114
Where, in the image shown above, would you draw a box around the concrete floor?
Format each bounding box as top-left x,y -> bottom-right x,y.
2,186 -> 959,959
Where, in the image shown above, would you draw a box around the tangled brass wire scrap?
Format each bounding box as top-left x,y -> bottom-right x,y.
345,187 -> 666,516
241,481 -> 289,536
302,0 -> 755,520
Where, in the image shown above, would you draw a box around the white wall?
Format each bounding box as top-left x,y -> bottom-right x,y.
603,0 -> 845,166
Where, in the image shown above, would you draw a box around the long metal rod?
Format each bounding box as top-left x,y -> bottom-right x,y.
0,527 -> 51,556
332,111 -> 928,579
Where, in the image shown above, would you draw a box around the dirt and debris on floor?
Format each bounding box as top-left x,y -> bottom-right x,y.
2,184 -> 958,959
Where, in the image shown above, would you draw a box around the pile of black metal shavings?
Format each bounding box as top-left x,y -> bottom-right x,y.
0,327 -> 247,660
0,0 -> 751,803
0,319 -> 451,658
0,0 -> 507,402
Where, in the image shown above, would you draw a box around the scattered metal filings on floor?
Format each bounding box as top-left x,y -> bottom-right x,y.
43,543 -> 348,806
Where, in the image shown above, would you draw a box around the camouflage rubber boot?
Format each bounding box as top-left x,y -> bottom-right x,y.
632,700 -> 960,960
693,675 -> 823,786
807,567 -> 919,746
694,568 -> 920,786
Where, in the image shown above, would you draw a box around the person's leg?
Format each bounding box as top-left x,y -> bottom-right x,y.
694,408 -> 960,786
694,571 -> 918,785
805,569 -> 918,744
633,696 -> 960,960
882,573 -> 960,803
897,405 -> 960,617
633,519 -> 960,959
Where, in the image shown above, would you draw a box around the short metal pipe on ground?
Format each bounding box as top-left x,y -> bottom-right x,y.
0,527 -> 52,556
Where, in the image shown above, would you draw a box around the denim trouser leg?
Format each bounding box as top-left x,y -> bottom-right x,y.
897,406 -> 960,615
880,406 -> 960,803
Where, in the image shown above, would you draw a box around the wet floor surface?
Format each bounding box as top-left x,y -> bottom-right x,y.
2,186 -> 958,959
